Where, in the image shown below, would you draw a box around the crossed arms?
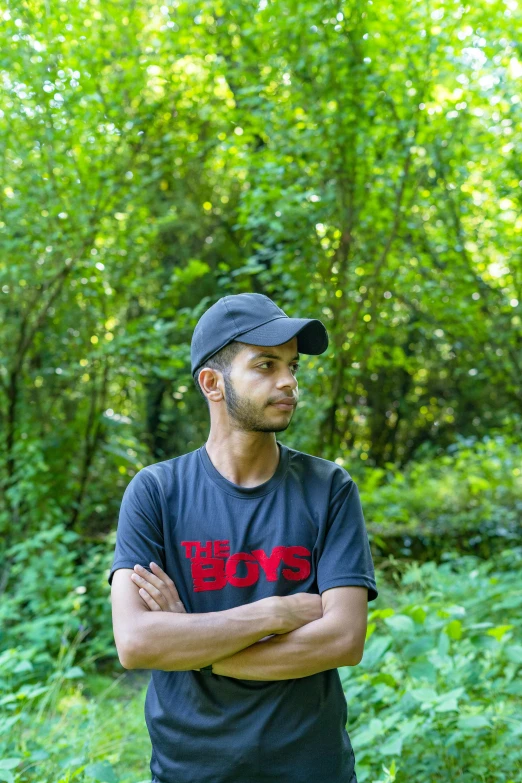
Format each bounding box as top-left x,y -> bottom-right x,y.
111,562 -> 368,680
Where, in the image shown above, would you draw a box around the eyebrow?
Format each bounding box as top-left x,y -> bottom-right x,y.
250,352 -> 300,362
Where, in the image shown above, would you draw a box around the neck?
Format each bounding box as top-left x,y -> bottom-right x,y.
204,432 -> 280,488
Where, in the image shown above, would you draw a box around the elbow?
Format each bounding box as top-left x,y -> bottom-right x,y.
116,634 -> 145,670
119,650 -> 138,670
339,640 -> 364,667
116,642 -> 137,670
344,650 -> 363,667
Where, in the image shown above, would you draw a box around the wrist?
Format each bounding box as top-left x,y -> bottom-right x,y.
266,595 -> 286,634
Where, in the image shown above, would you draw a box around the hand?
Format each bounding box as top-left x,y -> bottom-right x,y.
274,593 -> 323,634
130,563 -> 201,670
131,562 -> 187,614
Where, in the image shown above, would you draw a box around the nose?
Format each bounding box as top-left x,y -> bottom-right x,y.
276,367 -> 298,394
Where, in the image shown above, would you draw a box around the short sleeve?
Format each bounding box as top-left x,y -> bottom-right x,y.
107,468 -> 165,586
316,475 -> 378,602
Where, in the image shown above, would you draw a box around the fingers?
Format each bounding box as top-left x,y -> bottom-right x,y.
131,563 -> 185,613
131,562 -> 187,613
138,587 -> 162,611
131,566 -> 170,610
150,561 -> 181,600
149,561 -> 170,579
132,564 -> 170,594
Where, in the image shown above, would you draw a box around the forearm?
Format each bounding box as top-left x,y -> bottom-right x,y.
212,615 -> 358,681
126,597 -> 281,671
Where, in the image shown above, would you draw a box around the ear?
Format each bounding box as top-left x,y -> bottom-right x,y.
198,367 -> 224,403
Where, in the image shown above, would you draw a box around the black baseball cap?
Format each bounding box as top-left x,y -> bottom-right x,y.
191,293 -> 329,378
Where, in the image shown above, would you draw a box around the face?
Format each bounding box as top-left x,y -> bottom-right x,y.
222,337 -> 300,433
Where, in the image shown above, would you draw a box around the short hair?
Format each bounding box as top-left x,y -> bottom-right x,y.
192,341 -> 245,405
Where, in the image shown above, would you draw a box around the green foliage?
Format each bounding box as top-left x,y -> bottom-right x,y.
1,0 -> 521,546
0,523 -> 116,689
1,548 -> 520,782
1,432 -> 518,684
0,662 -> 151,783
340,547 -> 522,783
356,433 -> 522,556
1,2 -> 521,780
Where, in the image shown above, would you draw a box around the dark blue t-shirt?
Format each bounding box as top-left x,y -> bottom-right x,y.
108,440 -> 378,783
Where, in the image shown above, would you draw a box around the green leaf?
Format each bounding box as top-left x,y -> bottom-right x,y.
410,687 -> 438,704
379,734 -> 403,756
434,687 -> 466,713
403,636 -> 434,659
64,666 -> 85,679
361,635 -> 392,668
407,661 -> 437,682
0,760 -> 22,770
457,715 -> 492,729
383,614 -> 415,633
28,750 -> 49,761
438,631 -> 450,657
84,761 -> 119,783
445,619 -> 463,640
408,605 -> 427,624
486,624 -> 514,641
505,644 -> 522,663
12,660 -> 34,673
371,672 -> 397,688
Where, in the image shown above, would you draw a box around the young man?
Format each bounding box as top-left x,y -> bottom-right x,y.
109,292 -> 378,783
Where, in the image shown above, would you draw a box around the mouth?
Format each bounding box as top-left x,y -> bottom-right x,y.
271,402 -> 296,410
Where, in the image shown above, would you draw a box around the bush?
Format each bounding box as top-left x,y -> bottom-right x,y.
342,546 -> 522,783
357,434 -> 522,556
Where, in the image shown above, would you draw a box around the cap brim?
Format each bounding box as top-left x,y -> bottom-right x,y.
233,317 -> 328,355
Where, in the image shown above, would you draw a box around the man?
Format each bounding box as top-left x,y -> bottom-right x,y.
108,292 -> 378,783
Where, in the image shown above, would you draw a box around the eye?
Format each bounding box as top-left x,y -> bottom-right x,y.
257,361 -> 300,372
